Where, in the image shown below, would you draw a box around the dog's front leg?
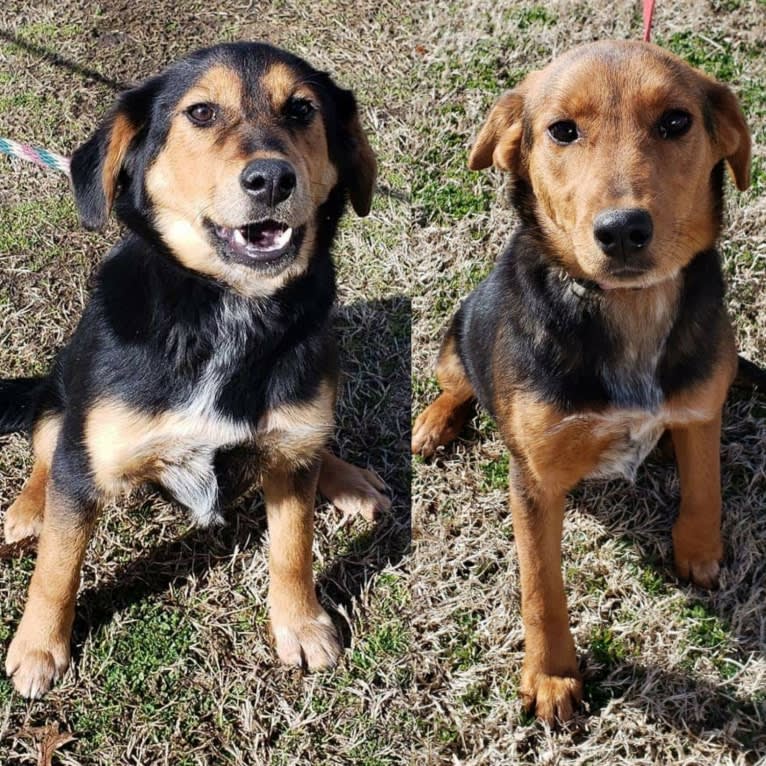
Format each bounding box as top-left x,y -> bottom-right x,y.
510,469 -> 582,724
264,458 -> 341,670
671,411 -> 724,589
6,482 -> 97,698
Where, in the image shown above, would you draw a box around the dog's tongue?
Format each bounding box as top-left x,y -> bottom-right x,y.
241,222 -> 292,252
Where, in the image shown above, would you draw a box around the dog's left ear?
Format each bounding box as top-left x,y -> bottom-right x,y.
329,85 -> 377,216
708,83 -> 751,191
468,72 -> 539,174
70,77 -> 160,230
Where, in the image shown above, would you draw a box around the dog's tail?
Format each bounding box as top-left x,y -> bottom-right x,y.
0,377 -> 46,435
734,355 -> 766,393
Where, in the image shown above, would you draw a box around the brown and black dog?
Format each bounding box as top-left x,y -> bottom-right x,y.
0,42 -> 389,698
413,41 -> 753,723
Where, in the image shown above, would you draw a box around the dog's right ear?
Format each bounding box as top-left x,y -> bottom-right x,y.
70,78 -> 160,230
468,74 -> 537,173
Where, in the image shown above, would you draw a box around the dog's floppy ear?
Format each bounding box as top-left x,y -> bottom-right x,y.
70,78 -> 160,230
329,84 -> 377,216
469,73 -> 538,173
707,83 -> 751,191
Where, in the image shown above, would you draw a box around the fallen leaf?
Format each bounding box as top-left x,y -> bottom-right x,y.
18,722 -> 76,766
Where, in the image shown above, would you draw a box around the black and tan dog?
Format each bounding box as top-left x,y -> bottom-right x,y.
0,42 -> 388,698
413,41 -> 754,723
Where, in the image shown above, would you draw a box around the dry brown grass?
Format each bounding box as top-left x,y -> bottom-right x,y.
0,2 -> 411,764
411,1 -> 766,764
1,0 -> 765,763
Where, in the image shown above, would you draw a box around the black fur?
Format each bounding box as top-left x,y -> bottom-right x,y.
454,232 -> 729,416
0,378 -> 46,435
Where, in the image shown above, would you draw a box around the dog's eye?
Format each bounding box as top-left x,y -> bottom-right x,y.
284,97 -> 316,123
547,120 -> 580,145
657,109 -> 692,139
186,103 -> 217,126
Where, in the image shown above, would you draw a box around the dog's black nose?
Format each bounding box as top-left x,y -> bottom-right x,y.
593,208 -> 653,258
240,159 -> 296,206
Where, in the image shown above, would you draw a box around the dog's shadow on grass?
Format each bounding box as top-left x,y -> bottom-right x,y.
570,394 -> 765,750
73,295 -> 411,651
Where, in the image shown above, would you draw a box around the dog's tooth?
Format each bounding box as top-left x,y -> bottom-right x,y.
275,227 -> 292,248
233,228 -> 247,246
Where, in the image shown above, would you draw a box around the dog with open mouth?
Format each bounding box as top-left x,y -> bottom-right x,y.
0,41 -> 387,698
413,40 -> 758,723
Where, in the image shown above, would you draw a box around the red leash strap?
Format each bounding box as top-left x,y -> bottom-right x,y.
643,0 -> 656,42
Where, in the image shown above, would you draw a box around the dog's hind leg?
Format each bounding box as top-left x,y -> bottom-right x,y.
412,332 -> 475,457
4,415 -> 60,543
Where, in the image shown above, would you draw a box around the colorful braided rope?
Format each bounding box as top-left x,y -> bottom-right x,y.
0,137 -> 70,177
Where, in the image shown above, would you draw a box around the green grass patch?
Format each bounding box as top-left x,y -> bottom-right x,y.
70,601 -> 195,750
450,609 -> 485,670
0,676 -> 12,706
509,5 -> 558,29
414,134 -> 494,223
15,22 -> 82,44
589,626 -> 630,667
481,453 -> 509,491
678,601 -> 738,677
412,45 -> 529,224
682,602 -> 728,650
638,565 -> 668,596
660,31 -> 738,81
460,681 -> 492,713
0,198 -> 78,270
350,617 -> 410,674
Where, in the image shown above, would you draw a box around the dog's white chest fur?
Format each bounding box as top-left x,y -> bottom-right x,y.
580,401 -> 710,482
587,413 -> 666,481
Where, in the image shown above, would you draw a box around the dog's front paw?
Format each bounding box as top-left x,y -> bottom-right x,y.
520,666 -> 583,724
272,609 -> 341,671
5,626 -> 70,699
672,523 -> 722,589
674,552 -> 721,589
3,499 -> 44,543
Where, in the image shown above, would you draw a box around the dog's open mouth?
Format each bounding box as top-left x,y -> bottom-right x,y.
214,221 -> 294,263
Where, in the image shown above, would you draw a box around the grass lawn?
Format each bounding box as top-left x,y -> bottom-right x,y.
0,0 -> 764,763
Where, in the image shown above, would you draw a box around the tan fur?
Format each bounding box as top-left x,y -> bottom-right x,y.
84,399 -> 252,496
470,41 -> 751,290
102,113 -> 139,211
257,379 -> 336,467
411,335 -> 475,456
316,448 -> 390,522
144,62 -> 342,298
260,62 -> 298,107
84,377 -> 335,497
